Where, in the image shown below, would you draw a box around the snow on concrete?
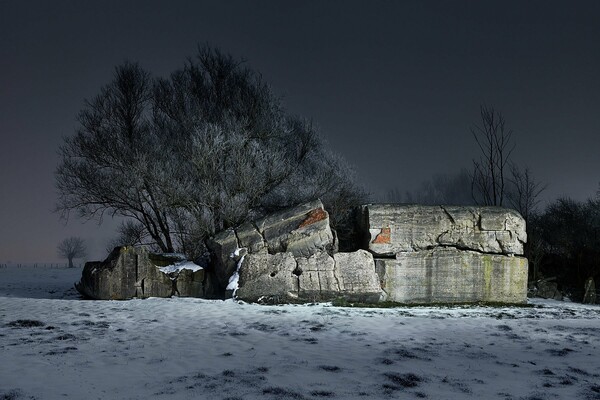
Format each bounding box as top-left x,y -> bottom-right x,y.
226,252 -> 246,296
159,260 -> 203,275
1,265 -> 599,399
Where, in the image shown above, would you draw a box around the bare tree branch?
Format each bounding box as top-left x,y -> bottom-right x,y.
470,105 -> 515,206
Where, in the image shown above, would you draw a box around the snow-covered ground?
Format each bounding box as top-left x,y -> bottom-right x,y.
1,266 -> 599,400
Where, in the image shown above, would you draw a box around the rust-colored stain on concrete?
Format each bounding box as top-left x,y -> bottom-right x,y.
372,227 -> 391,244
298,208 -> 328,228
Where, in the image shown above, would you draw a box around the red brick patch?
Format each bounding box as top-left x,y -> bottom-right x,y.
372,227 -> 391,244
298,208 -> 328,228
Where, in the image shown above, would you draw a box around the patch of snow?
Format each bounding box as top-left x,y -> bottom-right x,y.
230,247 -> 246,258
159,253 -> 187,261
226,253 -> 246,297
226,272 -> 239,291
158,260 -> 203,274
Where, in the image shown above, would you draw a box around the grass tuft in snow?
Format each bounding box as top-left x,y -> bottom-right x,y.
546,347 -> 575,356
6,320 -> 45,328
262,386 -> 305,399
318,365 -> 341,372
332,298 -> 535,308
392,347 -> 420,359
54,334 -> 77,341
541,368 -> 555,375
383,372 -> 424,389
0,389 -> 25,400
310,390 -> 336,397
586,385 -> 600,399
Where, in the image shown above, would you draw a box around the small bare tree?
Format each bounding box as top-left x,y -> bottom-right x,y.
57,237 -> 87,268
507,164 -> 547,223
505,164 -> 548,281
471,105 -> 515,206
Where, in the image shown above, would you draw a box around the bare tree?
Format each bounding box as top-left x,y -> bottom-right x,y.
471,105 -> 515,206
54,62 -> 177,251
507,164 -> 547,223
57,237 -> 87,268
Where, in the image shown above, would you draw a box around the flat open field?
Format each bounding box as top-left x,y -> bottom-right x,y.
1,266 -> 599,399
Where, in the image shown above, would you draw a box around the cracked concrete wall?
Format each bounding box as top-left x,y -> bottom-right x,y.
207,199 -> 337,293
236,249 -> 381,304
333,250 -> 381,302
206,229 -> 241,291
362,204 -> 526,256
218,200 -> 381,303
236,252 -> 300,303
375,248 -> 528,304
76,247 -> 192,300
211,202 -> 528,304
297,251 -> 339,300
362,204 -> 529,304
254,199 -> 336,256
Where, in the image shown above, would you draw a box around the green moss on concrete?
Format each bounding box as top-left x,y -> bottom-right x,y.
331,297 -> 534,309
482,254 -> 493,300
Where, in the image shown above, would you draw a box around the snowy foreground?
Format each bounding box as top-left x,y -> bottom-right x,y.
1,266 -> 599,400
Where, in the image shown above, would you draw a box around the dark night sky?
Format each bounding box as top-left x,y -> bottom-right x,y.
1,0 -> 599,263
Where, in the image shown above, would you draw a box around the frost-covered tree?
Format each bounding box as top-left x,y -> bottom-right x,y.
57,237 -> 87,268
56,45 -> 366,257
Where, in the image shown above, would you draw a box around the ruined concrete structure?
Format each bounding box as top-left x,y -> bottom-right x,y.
76,248 -> 205,300
205,200 -> 337,294
361,204 -> 528,304
76,200 -> 528,304
362,204 -> 526,256
210,200 -> 381,304
207,201 -> 528,304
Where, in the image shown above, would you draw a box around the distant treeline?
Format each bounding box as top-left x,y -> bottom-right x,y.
0,263 -> 82,268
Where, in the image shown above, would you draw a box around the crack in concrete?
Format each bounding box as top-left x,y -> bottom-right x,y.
394,244 -> 519,257
436,230 -> 450,245
332,258 -> 342,292
440,205 -> 456,224
495,233 -> 507,254
232,228 -> 241,252
317,270 -> 322,295
293,258 -> 300,295
250,220 -> 267,246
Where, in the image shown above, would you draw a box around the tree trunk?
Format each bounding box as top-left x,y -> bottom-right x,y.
68,257 -> 74,268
